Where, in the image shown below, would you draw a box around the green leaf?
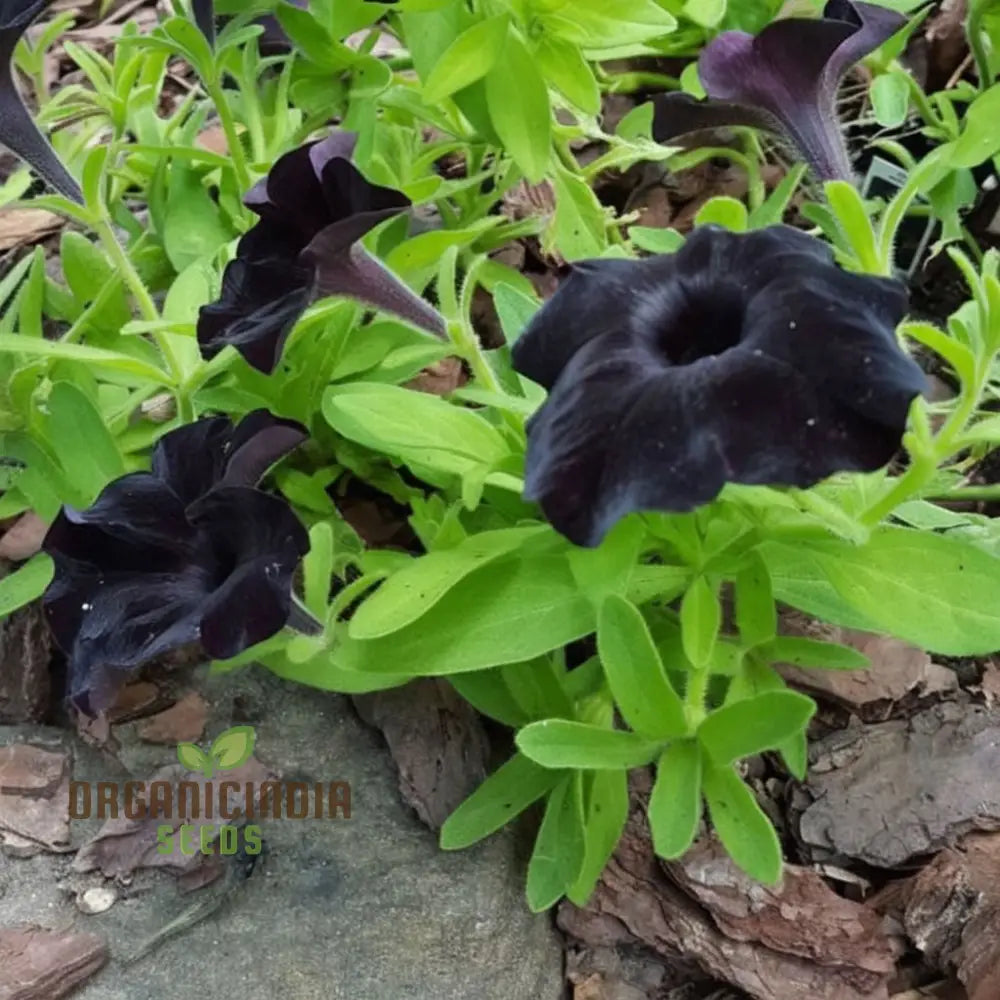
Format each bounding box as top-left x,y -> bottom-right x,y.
484,30 -> 551,183
176,742 -> 209,773
734,553 -> 776,648
758,636 -> 870,670
449,670 -> 531,728
517,720 -> 661,770
349,527 -> 545,638
764,527 -> 1000,655
526,775 -> 587,911
568,516 -> 645,601
597,595 -> 687,739
694,196 -> 747,231
948,83 -> 1000,168
680,576 -> 721,668
323,383 -> 510,476
210,725 -> 256,770
630,226 -> 684,254
493,282 -> 540,345
422,14 -> 509,103
547,164 -> 607,260
60,231 -> 114,303
870,71 -> 910,128
534,34 -> 600,114
162,162 -> 234,272
338,555 -> 597,675
440,752 -> 561,849
567,768 -> 629,905
38,382 -> 126,504
702,762 -> 782,884
543,0 -> 677,50
648,740 -> 702,859
501,657 -> 574,721
0,335 -> 170,385
0,553 -> 54,617
697,690 -> 815,766
304,522 -> 334,618
682,0 -> 726,28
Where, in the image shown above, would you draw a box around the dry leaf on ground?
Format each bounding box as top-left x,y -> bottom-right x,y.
0,514 -> 49,562
0,926 -> 108,1000
352,678 -> 489,830
796,704 -> 1000,867
0,209 -> 61,253
137,691 -> 208,745
0,745 -> 71,854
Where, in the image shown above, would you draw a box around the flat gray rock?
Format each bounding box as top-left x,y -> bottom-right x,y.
0,668 -> 564,1000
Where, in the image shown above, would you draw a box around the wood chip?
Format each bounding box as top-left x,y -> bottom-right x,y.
0,745 -> 71,854
352,679 -> 490,830
901,833 -> 1000,1000
0,603 -> 51,724
797,704 -> 1000,867
0,926 -> 108,1000
560,781 -> 893,1000
777,621 -> 957,711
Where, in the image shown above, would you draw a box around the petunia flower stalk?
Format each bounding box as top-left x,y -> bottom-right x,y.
42,411 -> 312,714
197,130 -> 446,374
652,0 -> 906,182
0,0 -> 82,201
511,225 -> 927,548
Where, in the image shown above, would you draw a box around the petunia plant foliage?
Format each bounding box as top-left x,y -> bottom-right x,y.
2,0 -> 1000,912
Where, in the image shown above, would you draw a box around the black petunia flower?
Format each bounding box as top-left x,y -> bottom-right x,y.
652,0 -> 905,181
42,411 -> 310,713
0,0 -> 82,201
511,225 -> 926,547
197,130 -> 444,374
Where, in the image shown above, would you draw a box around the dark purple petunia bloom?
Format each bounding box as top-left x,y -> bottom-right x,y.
197,130 -> 444,374
191,0 -> 214,46
652,0 -> 906,181
0,0 -> 82,200
511,225 -> 926,548
42,411 -> 310,714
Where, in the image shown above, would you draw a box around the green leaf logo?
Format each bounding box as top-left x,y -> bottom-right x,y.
177,742 -> 210,775
209,726 -> 256,772
176,726 -> 255,778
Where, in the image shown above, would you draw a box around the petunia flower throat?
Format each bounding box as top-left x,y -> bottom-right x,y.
652,0 -> 906,181
0,0 -> 82,201
197,130 -> 445,374
511,225 -> 926,548
42,411 -> 311,714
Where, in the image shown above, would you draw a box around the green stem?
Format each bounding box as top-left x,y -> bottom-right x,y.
204,79 -> 253,196
928,484 -> 1000,503
684,665 -> 710,729
967,0 -> 996,89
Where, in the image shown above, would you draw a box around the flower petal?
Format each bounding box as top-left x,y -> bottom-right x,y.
0,47 -> 82,201
309,241 -> 446,337
186,487 -> 309,658
196,254 -> 315,373
820,1 -> 908,87
48,570 -> 208,710
514,226 -> 924,546
512,257 -> 659,390
191,0 -> 214,45
651,91 -> 784,146
42,473 -> 195,568
221,410 -> 308,488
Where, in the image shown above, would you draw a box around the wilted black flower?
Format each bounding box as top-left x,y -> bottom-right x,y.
512,225 -> 926,547
42,411 -> 310,713
652,0 -> 905,181
197,130 -> 444,373
0,0 -> 82,201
